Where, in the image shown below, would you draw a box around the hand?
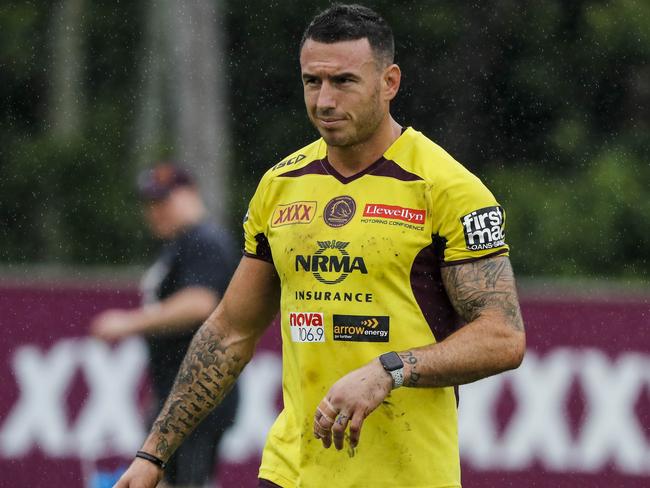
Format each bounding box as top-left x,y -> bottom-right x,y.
313,359 -> 392,451
113,457 -> 163,488
90,309 -> 138,342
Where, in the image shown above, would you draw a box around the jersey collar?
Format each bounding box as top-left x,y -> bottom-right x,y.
319,127 -> 413,184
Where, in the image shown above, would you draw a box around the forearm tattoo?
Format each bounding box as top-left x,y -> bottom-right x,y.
151,325 -> 248,459
441,256 -> 524,332
399,351 -> 421,387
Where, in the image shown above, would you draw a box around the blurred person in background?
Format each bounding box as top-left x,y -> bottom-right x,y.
91,162 -> 239,488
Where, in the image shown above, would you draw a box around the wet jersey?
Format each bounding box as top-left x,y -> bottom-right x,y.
243,127 -> 509,488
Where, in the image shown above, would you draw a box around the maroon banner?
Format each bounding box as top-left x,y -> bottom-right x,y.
459,296 -> 650,487
0,283 -> 648,487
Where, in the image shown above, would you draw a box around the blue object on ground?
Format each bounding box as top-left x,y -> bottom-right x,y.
90,467 -> 127,488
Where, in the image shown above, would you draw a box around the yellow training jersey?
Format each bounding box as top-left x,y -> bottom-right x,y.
244,127 -> 509,488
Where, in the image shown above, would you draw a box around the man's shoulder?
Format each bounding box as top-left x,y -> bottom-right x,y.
259,138 -> 325,182
392,127 -> 482,187
179,222 -> 236,256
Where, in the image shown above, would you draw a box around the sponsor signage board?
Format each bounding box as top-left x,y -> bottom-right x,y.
0,283 -> 648,487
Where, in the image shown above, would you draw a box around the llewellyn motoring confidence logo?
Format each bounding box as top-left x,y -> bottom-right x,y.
295,240 -> 367,285
361,203 -> 426,231
461,206 -> 506,251
363,203 -> 425,224
324,196 -> 356,227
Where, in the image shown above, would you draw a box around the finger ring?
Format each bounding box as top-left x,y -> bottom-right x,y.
317,408 -> 335,424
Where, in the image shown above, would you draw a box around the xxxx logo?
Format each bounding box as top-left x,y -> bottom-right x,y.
271,201 -> 317,227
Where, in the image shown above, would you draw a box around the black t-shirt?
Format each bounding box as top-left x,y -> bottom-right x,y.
140,221 -> 238,399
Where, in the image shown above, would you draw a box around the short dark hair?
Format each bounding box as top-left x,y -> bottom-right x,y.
300,4 -> 395,67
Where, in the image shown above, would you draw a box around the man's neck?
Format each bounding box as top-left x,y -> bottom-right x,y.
327,117 -> 402,177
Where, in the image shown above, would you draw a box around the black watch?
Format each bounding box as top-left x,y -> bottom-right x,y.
379,351 -> 404,389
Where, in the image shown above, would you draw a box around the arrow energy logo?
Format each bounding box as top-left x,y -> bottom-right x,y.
333,314 -> 389,342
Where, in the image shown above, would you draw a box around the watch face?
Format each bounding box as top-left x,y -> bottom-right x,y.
380,352 -> 403,371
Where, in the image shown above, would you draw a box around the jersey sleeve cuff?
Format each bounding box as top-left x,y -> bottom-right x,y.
243,251 -> 274,264
441,247 -> 509,267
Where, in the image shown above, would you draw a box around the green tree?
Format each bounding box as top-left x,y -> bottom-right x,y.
0,1 -> 647,279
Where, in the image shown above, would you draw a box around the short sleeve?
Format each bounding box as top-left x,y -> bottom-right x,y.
243,177 -> 273,263
432,171 -> 509,265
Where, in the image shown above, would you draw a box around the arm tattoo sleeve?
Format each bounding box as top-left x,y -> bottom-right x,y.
441,256 -> 524,332
151,325 -> 249,459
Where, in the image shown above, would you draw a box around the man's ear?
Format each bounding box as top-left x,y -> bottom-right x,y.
382,64 -> 401,101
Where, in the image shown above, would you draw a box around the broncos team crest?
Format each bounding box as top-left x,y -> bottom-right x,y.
323,196 -> 356,228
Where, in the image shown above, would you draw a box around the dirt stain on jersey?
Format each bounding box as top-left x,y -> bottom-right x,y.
381,400 -> 395,420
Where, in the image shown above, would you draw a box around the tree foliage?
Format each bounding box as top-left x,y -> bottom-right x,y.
0,0 -> 647,279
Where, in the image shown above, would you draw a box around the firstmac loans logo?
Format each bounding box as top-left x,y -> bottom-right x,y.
461,206 -> 506,251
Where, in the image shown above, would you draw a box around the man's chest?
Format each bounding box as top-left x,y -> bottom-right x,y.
264,176 -> 433,284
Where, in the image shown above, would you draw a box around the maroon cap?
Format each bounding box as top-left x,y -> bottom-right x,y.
136,163 -> 194,201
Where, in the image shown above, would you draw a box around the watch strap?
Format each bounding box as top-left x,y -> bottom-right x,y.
379,351 -> 404,389
389,367 -> 404,389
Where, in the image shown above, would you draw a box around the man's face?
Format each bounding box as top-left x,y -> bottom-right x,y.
300,38 -> 388,147
142,197 -> 175,239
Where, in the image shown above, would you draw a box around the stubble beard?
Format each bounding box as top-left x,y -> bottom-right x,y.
313,89 -> 384,148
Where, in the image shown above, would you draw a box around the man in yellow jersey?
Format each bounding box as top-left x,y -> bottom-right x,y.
115,4 -> 526,488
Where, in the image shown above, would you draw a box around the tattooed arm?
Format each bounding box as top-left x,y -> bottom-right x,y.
312,255 -> 524,451
115,256 -> 280,487
399,255 -> 525,387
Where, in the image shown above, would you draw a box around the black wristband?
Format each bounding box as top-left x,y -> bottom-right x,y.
135,450 -> 167,470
